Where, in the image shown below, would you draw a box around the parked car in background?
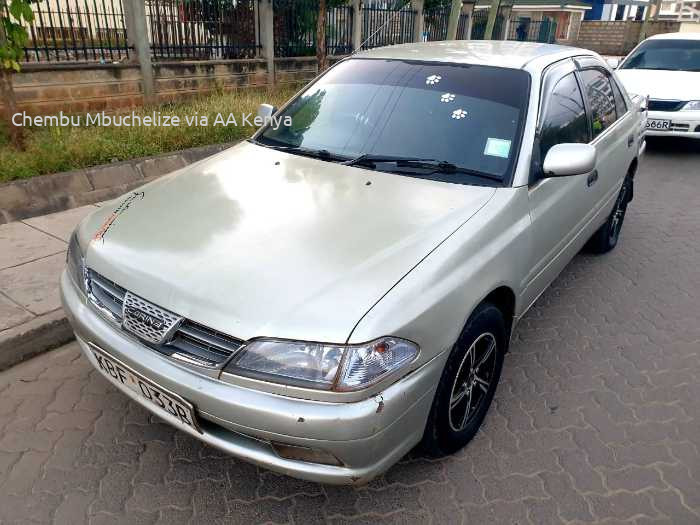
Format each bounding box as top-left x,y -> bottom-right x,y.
616,32 -> 700,139
62,41 -> 645,485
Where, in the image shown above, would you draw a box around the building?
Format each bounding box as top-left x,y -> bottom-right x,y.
474,0 -> 591,44
589,0 -> 700,21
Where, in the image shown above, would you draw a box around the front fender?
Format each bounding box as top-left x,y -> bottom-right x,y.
348,187 -> 532,368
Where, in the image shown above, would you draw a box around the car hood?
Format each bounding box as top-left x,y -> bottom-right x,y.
616,69 -> 700,100
80,141 -> 495,343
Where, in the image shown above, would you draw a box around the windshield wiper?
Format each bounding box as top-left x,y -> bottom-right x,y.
344,154 -> 502,183
250,139 -> 347,162
343,153 -> 437,167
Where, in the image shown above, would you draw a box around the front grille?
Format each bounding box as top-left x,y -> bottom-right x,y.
671,123 -> 690,132
122,292 -> 182,344
87,270 -> 244,367
648,99 -> 685,112
168,320 -> 245,366
88,270 -> 126,320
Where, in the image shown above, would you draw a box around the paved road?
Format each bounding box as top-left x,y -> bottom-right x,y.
1,139 -> 699,524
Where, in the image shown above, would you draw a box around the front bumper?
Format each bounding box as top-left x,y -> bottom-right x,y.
645,110 -> 700,139
60,270 -> 441,484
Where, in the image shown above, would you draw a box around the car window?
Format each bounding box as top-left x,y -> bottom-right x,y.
258,59 -> 530,184
539,72 -> 589,161
579,69 -> 617,139
620,39 -> 700,71
610,78 -> 627,117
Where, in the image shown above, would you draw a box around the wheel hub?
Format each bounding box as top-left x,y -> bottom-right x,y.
448,333 -> 497,432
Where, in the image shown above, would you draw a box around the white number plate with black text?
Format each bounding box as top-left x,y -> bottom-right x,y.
646,119 -> 671,130
89,343 -> 201,433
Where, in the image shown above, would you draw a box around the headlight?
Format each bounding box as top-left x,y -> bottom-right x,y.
225,337 -> 419,391
681,101 -> 700,111
66,232 -> 87,294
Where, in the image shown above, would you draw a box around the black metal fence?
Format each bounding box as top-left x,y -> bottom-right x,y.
424,6 -> 447,41
274,0 -> 353,57
470,8 -> 505,40
423,6 -> 469,41
146,0 -> 260,60
15,0 -> 560,64
507,18 -> 558,43
456,11 -> 469,39
9,0 -> 130,63
327,4 -> 353,55
361,4 -> 415,49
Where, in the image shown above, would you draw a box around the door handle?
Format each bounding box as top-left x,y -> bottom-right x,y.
627,134 -> 634,148
587,170 -> 598,187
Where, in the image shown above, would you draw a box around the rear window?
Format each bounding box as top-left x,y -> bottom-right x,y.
579,69 -> 618,139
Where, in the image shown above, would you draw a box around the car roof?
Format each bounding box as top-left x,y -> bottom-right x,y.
353,40 -> 596,70
647,32 -> 700,41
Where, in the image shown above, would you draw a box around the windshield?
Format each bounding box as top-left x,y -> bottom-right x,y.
257,58 -> 530,184
621,39 -> 700,71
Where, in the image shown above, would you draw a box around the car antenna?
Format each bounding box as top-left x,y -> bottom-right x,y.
352,0 -> 414,55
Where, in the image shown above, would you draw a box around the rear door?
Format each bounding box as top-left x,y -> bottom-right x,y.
576,61 -> 633,220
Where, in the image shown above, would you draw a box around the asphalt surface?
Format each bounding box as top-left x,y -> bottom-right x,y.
1,138 -> 699,524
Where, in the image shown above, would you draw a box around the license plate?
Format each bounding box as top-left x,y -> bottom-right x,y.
89,343 -> 202,433
646,118 -> 671,130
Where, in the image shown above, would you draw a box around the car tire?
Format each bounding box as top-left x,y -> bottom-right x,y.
588,175 -> 633,254
421,303 -> 506,457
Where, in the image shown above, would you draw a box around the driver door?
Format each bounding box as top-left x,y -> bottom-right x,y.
521,60 -> 598,311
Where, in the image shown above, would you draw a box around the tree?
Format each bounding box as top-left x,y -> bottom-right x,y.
1,0 -> 34,148
315,0 -> 347,72
317,0 -> 327,72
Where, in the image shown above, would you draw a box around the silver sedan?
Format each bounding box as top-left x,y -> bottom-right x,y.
61,41 -> 646,484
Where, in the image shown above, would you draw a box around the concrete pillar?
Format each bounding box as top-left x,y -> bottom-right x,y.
254,0 -> 261,56
640,0 -> 661,41
352,0 -> 362,50
447,0 -> 462,39
123,0 -> 154,104
465,4 -> 475,39
259,0 -> 275,84
504,15 -> 512,40
484,0 -> 502,39
568,12 -> 583,42
411,0 -> 425,42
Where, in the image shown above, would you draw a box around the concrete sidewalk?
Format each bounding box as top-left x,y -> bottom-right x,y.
0,205 -> 99,369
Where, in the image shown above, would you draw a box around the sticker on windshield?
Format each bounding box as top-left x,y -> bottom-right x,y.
451,109 -> 468,120
484,138 -> 511,159
440,93 -> 456,103
426,74 -> 442,85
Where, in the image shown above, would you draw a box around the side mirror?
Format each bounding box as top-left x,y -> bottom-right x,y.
257,103 -> 277,120
606,57 -> 620,69
543,144 -> 597,177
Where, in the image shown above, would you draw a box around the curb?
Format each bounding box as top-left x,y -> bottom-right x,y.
1,141 -> 240,369
0,310 -> 74,371
0,141 -> 237,225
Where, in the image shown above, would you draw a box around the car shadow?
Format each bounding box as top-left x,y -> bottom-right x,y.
645,136 -> 700,155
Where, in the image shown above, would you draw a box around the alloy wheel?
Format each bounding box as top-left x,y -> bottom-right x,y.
609,182 -> 629,245
448,332 -> 497,432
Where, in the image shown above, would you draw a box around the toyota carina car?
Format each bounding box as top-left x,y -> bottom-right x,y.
62,41 -> 646,484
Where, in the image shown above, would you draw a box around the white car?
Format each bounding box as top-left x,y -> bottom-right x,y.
616,32 -> 700,139
62,42 -> 645,484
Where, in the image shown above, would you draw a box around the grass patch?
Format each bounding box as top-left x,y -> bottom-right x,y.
0,84 -> 300,183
